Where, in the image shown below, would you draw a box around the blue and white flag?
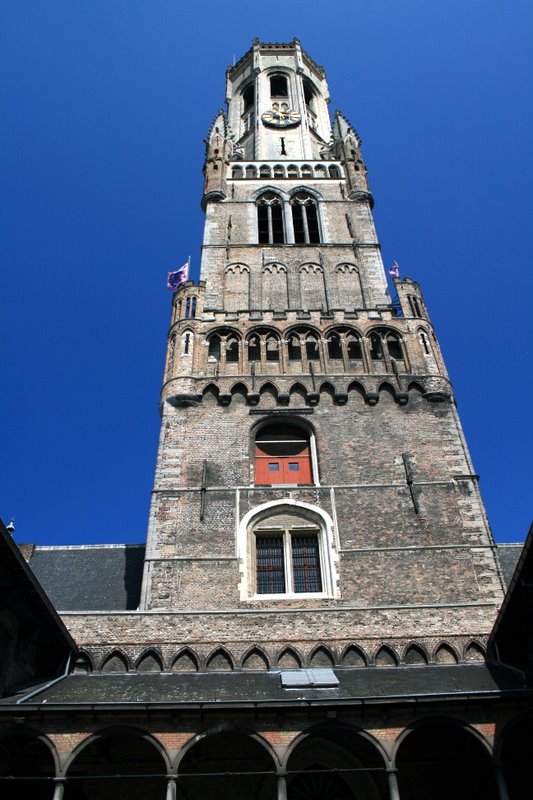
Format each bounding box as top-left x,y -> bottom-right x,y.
167,259 -> 190,290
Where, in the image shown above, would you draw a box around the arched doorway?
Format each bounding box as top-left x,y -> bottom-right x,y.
178,729 -> 276,800
395,719 -> 498,799
65,729 -> 167,800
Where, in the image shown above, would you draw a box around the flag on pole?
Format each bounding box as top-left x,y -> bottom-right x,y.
388,261 -> 400,278
167,259 -> 190,290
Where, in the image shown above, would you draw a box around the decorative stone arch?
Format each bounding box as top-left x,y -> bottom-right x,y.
229,381 -> 250,404
166,332 -> 177,380
288,380 -> 309,404
206,646 -> 234,671
100,649 -> 130,673
324,324 -> 365,368
64,725 -> 170,794
250,185 -> 291,203
277,646 -> 303,669
283,722 -> 390,799
403,643 -> 429,665
373,644 -> 399,667
285,324 -> 323,368
258,380 -> 280,407
135,648 -> 163,672
224,262 -> 250,311
464,639 -> 486,662
377,380 -> 399,404
261,262 -> 288,310
433,641 -> 460,664
407,380 -> 425,396
241,645 -> 270,670
318,380 -> 336,401
342,644 -> 368,667
206,327 -> 242,372
202,382 -> 220,404
237,498 -> 339,601
246,326 -> 283,369
299,262 -> 326,309
367,325 -> 409,372
494,711 -> 533,798
392,717 -> 498,800
308,644 -> 336,668
176,723 -> 279,799
0,726 -> 60,782
171,647 -> 199,672
180,326 -> 195,359
347,379 -> 367,403
334,262 -> 363,308
72,650 -> 94,673
176,721 -> 281,770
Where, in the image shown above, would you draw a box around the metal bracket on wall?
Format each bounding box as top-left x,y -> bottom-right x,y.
200,459 -> 208,521
402,452 -> 419,514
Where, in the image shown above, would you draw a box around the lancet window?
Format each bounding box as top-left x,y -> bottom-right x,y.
291,192 -> 320,244
257,193 -> 285,244
369,328 -> 405,370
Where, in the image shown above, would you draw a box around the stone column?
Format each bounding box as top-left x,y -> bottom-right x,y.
52,778 -> 66,800
166,777 -> 177,800
277,773 -> 287,800
493,762 -> 511,800
387,769 -> 401,800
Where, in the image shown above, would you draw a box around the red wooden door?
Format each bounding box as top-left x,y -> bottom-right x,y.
255,446 -> 312,484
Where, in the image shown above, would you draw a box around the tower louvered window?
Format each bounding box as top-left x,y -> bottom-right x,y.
257,193 -> 285,244
291,193 -> 320,244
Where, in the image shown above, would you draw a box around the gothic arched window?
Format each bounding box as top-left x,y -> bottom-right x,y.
257,192 -> 285,244
291,193 -> 320,244
185,296 -> 197,319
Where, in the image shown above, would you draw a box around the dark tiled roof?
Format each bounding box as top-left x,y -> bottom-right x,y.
28,544 -> 145,611
496,543 -> 524,587
3,664 -> 530,709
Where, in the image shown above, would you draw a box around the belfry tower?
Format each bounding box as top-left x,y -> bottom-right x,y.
140,38 -> 504,669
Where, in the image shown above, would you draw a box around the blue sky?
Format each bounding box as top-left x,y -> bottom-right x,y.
2,1 -> 532,545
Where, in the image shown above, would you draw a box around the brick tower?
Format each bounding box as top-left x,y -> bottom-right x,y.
4,38 -> 530,800
138,37 -> 504,670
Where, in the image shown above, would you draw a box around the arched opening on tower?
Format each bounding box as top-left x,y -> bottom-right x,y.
254,421 -> 313,486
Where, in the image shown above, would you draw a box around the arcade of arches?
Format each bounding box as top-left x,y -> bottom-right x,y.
0,716 -> 527,799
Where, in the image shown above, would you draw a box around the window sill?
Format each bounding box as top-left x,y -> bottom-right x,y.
249,592 -> 329,601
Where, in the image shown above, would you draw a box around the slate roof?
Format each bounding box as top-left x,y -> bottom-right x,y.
28,544 -> 145,611
2,664 -> 530,709
496,543 -> 524,587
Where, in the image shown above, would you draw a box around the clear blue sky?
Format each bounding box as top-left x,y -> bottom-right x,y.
2,1 -> 532,545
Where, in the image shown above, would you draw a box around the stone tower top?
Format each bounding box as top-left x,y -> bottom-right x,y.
225,39 -> 332,161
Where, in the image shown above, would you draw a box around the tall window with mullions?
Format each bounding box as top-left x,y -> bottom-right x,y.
292,534 -> 322,593
256,536 -> 285,593
291,194 -> 320,244
257,194 -> 285,244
